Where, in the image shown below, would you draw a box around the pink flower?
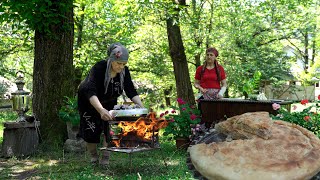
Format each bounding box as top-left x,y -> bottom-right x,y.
301,99 -> 308,105
304,116 -> 310,121
169,118 -> 175,122
190,114 -> 197,120
110,131 -> 115,136
318,94 -> 320,100
177,98 -> 186,105
165,110 -> 169,115
115,51 -> 122,59
272,103 -> 281,110
182,107 -> 186,111
171,109 -> 176,113
292,105 -> 297,110
160,113 -> 164,117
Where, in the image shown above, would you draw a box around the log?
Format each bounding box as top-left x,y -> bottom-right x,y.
1,121 -> 40,158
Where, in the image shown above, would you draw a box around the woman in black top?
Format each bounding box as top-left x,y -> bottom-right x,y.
78,43 -> 144,167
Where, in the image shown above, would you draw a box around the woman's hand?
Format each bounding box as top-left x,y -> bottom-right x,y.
200,87 -> 208,94
88,96 -> 114,121
98,108 -> 114,121
194,81 -> 207,94
216,86 -> 227,99
131,95 -> 144,108
216,93 -> 224,99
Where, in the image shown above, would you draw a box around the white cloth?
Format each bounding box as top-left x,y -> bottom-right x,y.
218,86 -> 227,97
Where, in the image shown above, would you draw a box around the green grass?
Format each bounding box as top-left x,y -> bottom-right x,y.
0,137 -> 195,179
0,112 -> 195,179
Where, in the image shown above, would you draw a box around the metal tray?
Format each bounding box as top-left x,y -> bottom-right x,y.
110,108 -> 148,117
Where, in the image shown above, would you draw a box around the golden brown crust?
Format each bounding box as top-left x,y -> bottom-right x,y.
215,111 -> 272,140
190,112 -> 320,180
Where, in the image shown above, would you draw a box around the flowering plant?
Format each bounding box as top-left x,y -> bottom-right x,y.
162,98 -> 201,139
271,95 -> 320,138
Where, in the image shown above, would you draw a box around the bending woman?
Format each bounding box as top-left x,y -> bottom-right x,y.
77,43 -> 144,167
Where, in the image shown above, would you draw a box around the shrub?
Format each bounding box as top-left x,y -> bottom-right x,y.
271,95 -> 320,138
162,98 -> 201,139
58,96 -> 80,126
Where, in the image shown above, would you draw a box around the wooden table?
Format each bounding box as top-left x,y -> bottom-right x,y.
200,98 -> 292,128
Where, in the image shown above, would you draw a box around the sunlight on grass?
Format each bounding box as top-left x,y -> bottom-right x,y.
47,159 -> 59,166
165,159 -> 181,166
6,159 -> 38,172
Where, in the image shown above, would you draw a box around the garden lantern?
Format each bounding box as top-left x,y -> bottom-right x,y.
11,71 -> 30,122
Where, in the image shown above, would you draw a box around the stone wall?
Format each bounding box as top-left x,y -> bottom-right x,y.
264,84 -> 316,101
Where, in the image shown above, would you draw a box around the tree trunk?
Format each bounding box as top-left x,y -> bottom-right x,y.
166,0 -> 195,105
191,0 -> 203,68
33,0 -> 75,144
194,41 -> 202,68
74,4 -> 86,93
164,87 -> 172,106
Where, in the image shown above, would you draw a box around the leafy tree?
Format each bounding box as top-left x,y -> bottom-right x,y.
166,0 -> 195,105
1,0 -> 75,144
0,21 -> 34,84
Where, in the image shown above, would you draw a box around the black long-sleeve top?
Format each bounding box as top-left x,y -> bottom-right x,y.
77,60 -> 138,112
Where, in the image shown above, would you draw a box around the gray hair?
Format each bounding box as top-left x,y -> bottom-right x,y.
104,43 -> 128,94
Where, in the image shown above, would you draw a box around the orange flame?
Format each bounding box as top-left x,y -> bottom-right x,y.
111,112 -> 168,147
112,139 -> 120,147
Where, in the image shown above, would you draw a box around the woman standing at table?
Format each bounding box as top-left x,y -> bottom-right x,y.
194,47 -> 227,100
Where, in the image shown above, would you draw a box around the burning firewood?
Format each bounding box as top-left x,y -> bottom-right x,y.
111,112 -> 168,148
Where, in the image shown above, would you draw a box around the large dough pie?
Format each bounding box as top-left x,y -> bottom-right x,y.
189,112 -> 320,180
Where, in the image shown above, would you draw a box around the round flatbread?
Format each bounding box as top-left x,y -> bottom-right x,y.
189,114 -> 320,180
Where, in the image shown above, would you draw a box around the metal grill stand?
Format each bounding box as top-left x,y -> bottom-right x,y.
102,119 -> 168,173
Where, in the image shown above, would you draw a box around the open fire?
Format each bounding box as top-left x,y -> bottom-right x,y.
110,112 -> 168,148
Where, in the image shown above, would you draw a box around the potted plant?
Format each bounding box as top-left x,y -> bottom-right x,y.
162,98 -> 201,149
58,96 -> 80,140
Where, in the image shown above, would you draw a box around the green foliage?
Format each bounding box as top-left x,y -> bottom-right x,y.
0,21 -> 34,82
0,111 -> 17,144
162,98 -> 201,139
243,71 -> 262,96
1,0 -> 320,126
271,98 -> 320,138
1,0 -> 73,33
0,82 -> 8,97
58,96 -> 80,126
0,111 -> 17,122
